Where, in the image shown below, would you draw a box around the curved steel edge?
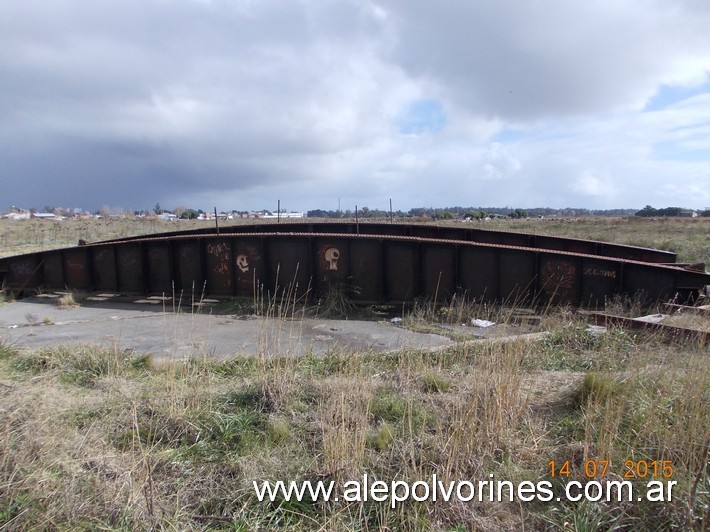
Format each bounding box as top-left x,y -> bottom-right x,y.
91,221 -> 677,264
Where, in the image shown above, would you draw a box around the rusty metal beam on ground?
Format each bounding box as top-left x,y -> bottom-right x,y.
584,311 -> 709,346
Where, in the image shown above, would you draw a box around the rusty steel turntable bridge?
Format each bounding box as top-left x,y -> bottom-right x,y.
1,222 -> 708,307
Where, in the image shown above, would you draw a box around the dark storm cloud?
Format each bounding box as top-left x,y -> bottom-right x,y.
383,0 -> 710,120
1,0 -> 709,211
1,0 -> 400,210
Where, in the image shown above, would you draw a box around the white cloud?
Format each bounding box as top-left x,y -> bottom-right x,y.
572,172 -> 615,197
481,143 -> 522,181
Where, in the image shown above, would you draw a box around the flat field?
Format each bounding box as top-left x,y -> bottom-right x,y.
0,217 -> 708,530
496,216 -> 710,265
1,215 -> 709,263
0,217 -> 252,258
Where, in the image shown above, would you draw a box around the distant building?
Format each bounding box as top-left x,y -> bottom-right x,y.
32,212 -> 60,220
2,211 -> 31,220
72,208 -> 91,219
257,211 -> 304,219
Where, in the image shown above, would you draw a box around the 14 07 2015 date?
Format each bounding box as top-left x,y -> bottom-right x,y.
548,459 -> 674,479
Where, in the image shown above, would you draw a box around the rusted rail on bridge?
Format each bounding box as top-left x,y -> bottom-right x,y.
95,221 -> 677,264
0,223 -> 707,307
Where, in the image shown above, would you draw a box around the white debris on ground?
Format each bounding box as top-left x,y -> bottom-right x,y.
471,318 -> 495,328
634,314 -> 669,324
586,325 -> 607,336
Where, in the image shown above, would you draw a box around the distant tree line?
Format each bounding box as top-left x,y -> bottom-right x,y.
635,205 -> 710,217
17,204 -> 707,220
306,206 -> 643,219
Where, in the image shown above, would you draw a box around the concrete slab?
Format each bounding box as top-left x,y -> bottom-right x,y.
0,297 -> 455,359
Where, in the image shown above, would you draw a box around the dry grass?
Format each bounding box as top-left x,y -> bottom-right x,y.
0,218 -> 258,259
663,313 -> 710,332
0,313 -> 707,530
0,217 -> 708,529
483,216 -> 710,265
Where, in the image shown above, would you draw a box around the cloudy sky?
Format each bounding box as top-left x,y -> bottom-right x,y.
2,0 -> 709,213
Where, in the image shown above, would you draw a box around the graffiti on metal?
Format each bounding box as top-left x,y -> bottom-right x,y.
324,247 -> 340,271
236,254 -> 250,273
584,266 -> 617,279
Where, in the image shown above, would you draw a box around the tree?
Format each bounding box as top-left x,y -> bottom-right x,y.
173,205 -> 187,218
465,210 -> 487,220
154,203 -> 162,215
657,207 -> 683,217
635,205 -> 684,217
181,209 -> 199,220
635,205 -> 657,217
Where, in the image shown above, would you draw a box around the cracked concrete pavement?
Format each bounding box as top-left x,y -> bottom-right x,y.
0,296 -> 457,359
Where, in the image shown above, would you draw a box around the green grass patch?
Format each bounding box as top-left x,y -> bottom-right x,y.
526,324 -> 636,371
366,422 -> 395,452
574,372 -> 626,408
10,345 -> 149,385
0,341 -> 19,360
369,389 -> 432,434
421,372 -> 452,393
